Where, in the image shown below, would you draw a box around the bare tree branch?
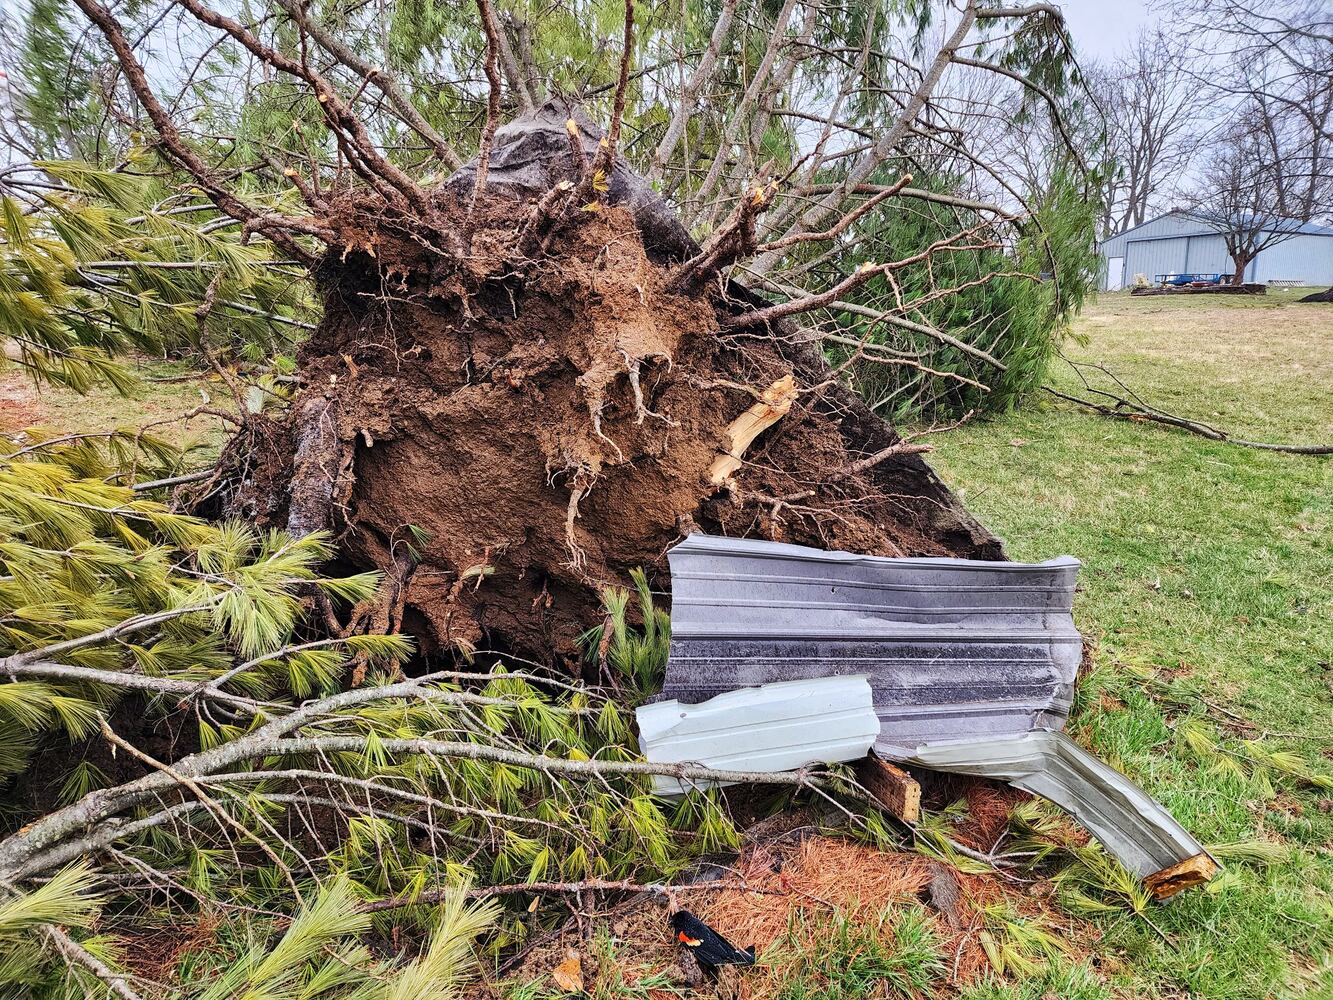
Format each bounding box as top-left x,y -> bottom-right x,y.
273,0 -> 463,169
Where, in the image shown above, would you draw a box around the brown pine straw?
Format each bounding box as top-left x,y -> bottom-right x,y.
698,836 -> 1064,994
498,833 -> 1087,998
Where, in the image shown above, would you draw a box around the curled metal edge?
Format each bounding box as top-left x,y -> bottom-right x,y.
899,729 -> 1219,895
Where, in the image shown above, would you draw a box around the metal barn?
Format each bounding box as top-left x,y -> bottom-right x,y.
1098,210 -> 1333,291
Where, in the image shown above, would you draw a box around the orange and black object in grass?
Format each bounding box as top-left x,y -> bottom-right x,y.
670,909 -> 756,973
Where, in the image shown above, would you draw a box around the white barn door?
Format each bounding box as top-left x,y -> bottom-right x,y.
1106,256 -> 1125,290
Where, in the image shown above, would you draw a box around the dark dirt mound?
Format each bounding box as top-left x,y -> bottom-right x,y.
1297,286 -> 1333,303
205,103 -> 999,668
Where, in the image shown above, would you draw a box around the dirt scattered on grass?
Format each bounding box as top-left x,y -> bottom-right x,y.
0,371 -> 46,432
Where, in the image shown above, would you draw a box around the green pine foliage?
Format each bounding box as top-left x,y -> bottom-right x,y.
0,449 -> 386,782
821,169 -> 1100,422
7,0 -> 109,160
1,161 -> 311,394
2,872 -> 501,999
0,442 -> 733,993
578,568 -> 671,701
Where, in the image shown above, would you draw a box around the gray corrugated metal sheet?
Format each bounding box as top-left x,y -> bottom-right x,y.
636,675 -> 878,795
657,536 -> 1215,893
659,535 -> 1082,755
906,731 -> 1216,883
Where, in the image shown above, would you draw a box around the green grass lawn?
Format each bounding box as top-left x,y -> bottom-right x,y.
0,355 -> 233,455
928,288 -> 1333,999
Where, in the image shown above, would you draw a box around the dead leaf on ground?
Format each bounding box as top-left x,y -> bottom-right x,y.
551,948 -> 584,993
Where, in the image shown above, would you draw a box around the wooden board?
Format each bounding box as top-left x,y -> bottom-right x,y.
854,751 -> 921,824
1143,852 -> 1220,900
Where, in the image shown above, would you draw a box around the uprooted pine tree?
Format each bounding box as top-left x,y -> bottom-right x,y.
197,101 -> 1004,667
64,0 -> 1091,669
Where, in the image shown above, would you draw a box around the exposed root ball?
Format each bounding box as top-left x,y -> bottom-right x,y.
208,107 -> 998,668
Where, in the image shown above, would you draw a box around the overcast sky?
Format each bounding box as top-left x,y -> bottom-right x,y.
1058,0 -> 1152,61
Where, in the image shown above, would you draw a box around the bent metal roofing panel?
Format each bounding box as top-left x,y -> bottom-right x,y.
658,535 -> 1082,755
636,675 -> 879,795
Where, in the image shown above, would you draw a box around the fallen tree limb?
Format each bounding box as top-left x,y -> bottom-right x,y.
0,722 -> 830,882
43,923 -> 144,1000
273,0 -> 462,168
1043,386 -> 1333,455
467,0 -> 505,242
130,468 -> 215,492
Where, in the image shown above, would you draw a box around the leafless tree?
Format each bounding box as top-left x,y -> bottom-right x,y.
1189,112 -> 1307,284
1243,56 -> 1333,224
1179,0 -> 1333,147
1086,31 -> 1198,236
1173,1 -> 1332,294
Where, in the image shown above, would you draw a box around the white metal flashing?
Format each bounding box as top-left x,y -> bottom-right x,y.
636,675 -> 878,796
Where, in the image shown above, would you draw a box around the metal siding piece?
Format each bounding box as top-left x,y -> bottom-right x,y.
636,675 -> 878,795
659,535 -> 1081,755
657,535 -> 1214,890
904,731 -> 1214,879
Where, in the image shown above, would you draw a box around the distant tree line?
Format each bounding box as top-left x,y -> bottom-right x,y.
1089,1 -> 1332,286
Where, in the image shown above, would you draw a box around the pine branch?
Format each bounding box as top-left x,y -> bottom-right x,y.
71,0 -> 325,263
0,698 -> 824,882
43,924 -> 144,1000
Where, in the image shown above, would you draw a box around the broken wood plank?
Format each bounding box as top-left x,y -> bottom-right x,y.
708,374 -> 798,484
854,751 -> 921,824
1143,852 -> 1221,900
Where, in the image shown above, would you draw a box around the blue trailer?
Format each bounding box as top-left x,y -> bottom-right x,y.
1154,272 -> 1225,287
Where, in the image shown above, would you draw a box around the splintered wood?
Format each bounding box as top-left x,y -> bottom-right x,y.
709,374 -> 798,484
854,752 -> 922,824
1143,852 -> 1221,900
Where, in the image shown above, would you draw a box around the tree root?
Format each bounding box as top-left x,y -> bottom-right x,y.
340,548 -> 415,685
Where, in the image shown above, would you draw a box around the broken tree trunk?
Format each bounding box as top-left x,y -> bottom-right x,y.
202,102 -> 999,668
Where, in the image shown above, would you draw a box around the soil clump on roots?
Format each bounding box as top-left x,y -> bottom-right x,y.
205,104 -> 1000,669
